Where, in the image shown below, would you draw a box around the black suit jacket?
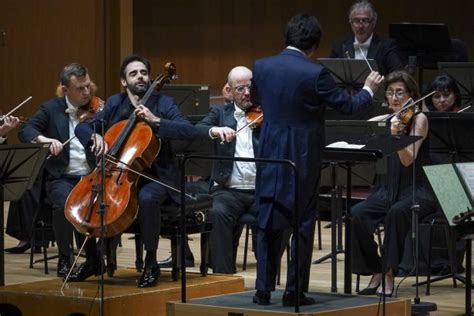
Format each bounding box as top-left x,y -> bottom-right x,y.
195,103 -> 259,187
19,97 -> 96,180
329,33 -> 404,75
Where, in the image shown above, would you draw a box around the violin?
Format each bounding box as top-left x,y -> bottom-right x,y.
76,96 -> 104,122
245,105 -> 263,129
64,63 -> 176,238
395,102 -> 420,135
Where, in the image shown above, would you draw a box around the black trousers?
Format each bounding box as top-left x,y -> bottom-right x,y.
207,188 -> 255,274
46,176 -> 85,263
351,189 -> 437,275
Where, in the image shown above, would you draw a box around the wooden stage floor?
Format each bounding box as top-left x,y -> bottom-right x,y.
1,205 -> 470,315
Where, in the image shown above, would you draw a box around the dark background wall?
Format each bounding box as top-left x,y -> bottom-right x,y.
1,0 -> 473,143
134,0 -> 474,96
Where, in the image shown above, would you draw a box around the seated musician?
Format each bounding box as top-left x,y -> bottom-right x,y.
351,70 -> 438,296
424,74 -> 462,112
18,63 -> 101,277
195,66 -> 258,274
74,54 -> 198,288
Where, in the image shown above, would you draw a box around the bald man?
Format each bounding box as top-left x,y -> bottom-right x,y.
195,66 -> 259,273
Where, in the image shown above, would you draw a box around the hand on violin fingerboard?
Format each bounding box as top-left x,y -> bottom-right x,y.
389,117 -> 406,135
0,115 -> 21,137
210,126 -> 236,144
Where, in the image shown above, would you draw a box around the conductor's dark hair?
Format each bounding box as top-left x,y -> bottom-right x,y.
60,63 -> 88,87
285,13 -> 322,51
120,54 -> 151,79
424,74 -> 461,111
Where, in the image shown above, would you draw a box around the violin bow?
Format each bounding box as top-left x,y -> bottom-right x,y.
1,96 -> 32,118
383,90 -> 437,121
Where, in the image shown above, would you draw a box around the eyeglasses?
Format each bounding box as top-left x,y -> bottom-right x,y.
349,18 -> 373,26
233,84 -> 251,94
385,90 -> 407,99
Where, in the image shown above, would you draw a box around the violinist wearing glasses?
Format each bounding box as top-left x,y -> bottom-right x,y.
351,70 -> 437,296
329,0 -> 403,75
195,66 -> 260,274
74,54 -> 198,288
19,63 -> 99,278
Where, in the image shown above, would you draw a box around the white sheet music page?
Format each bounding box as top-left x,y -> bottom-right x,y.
325,141 -> 365,149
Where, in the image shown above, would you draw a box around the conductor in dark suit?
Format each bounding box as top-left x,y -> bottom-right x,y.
195,66 -> 259,274
329,0 -> 403,75
251,13 -> 383,306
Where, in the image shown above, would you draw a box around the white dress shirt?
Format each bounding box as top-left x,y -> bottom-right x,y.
64,96 -> 91,176
227,104 -> 256,190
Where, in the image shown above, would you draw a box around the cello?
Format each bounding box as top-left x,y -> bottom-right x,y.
64,63 -> 177,238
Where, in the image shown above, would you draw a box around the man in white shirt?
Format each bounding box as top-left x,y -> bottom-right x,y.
195,66 -> 258,273
19,63 -> 99,277
329,0 -> 403,75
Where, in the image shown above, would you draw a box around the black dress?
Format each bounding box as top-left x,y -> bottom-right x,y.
351,136 -> 437,275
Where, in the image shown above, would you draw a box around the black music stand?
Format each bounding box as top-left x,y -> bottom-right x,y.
318,58 -> 385,120
426,112 -> 474,164
424,162 -> 474,316
0,143 -> 50,286
389,23 -> 452,89
438,62 -> 474,108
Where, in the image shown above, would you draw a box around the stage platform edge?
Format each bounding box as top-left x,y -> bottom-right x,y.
0,269 -> 244,316
167,290 -> 411,316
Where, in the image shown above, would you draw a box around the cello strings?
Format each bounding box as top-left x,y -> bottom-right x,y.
104,155 -> 196,200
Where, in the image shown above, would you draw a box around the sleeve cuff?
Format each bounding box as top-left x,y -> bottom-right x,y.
362,86 -> 374,97
0,136 -> 7,144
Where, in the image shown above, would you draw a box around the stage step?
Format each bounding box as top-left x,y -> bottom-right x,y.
167,289 -> 411,316
0,269 -> 244,316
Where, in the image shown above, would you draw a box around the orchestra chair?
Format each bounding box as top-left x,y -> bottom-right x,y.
29,196 -> 57,274
416,212 -> 467,295
131,194 -> 213,281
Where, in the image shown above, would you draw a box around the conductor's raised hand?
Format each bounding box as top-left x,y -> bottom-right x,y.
364,71 -> 384,93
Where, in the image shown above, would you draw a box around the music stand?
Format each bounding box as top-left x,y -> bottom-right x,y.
424,162 -> 474,316
318,58 -> 385,120
426,112 -> 474,164
438,62 -> 474,108
389,23 -> 452,89
0,143 -> 50,286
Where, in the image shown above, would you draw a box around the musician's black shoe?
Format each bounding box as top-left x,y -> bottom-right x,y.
137,265 -> 160,288
57,258 -> 72,278
67,262 -> 100,282
5,241 -> 31,254
158,255 -> 194,268
282,291 -> 316,307
252,290 -> 271,305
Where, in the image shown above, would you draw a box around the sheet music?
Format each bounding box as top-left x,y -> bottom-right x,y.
455,162 -> 474,201
325,141 -> 365,149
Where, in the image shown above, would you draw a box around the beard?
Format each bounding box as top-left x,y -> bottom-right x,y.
127,80 -> 150,97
